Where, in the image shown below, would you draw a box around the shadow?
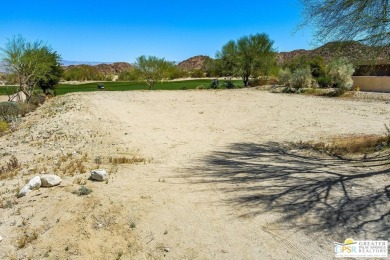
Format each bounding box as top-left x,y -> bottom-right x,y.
187,142 -> 390,239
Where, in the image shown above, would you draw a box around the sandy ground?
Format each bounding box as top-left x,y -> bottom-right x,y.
0,95 -> 8,102
0,89 -> 389,259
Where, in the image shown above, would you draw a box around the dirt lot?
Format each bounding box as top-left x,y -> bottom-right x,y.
0,89 -> 389,259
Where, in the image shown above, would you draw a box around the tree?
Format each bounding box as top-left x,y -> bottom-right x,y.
217,33 -> 277,87
300,0 -> 390,46
0,35 -> 62,101
133,55 -> 175,89
36,50 -> 63,94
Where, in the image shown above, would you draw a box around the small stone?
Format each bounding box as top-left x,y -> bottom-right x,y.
164,248 -> 170,252
90,169 -> 108,181
0,235 -> 2,242
41,174 -> 62,187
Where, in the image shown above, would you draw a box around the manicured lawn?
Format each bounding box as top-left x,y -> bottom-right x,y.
0,80 -> 244,96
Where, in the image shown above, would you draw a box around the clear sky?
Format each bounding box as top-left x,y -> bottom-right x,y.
0,0 -> 314,63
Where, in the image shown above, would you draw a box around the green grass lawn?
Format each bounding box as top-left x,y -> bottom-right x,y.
0,79 -> 244,96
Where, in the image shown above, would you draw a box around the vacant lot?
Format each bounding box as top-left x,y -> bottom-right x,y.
0,89 -> 389,259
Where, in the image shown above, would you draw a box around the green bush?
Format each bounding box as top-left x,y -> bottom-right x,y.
327,58 -> 355,90
0,102 -> 20,122
118,69 -> 140,81
222,80 -> 235,89
0,121 -> 9,133
290,67 -> 313,89
190,69 -> 205,78
317,76 -> 333,88
278,68 -> 292,86
284,55 -> 327,79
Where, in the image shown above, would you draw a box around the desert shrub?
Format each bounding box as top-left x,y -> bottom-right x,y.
284,55 -> 327,78
327,58 -> 355,90
317,76 -> 333,88
222,80 -> 235,89
290,67 -> 313,89
278,68 -> 292,86
190,69 -> 205,78
248,78 -> 269,87
0,156 -> 21,179
0,121 -> 9,133
63,65 -> 105,81
165,67 -> 187,80
118,69 -> 140,81
73,186 -> 92,196
28,94 -> 46,107
0,102 -> 20,122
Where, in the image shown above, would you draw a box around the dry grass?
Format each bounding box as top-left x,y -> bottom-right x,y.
108,156 -> 146,165
0,156 -> 21,180
16,228 -> 39,248
296,134 -> 390,156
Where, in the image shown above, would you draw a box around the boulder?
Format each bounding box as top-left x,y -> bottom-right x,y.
41,174 -> 62,187
28,176 -> 41,190
18,185 -> 31,198
17,176 -> 41,198
90,169 -> 108,181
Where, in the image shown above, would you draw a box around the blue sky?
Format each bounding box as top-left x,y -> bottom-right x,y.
0,0 -> 313,63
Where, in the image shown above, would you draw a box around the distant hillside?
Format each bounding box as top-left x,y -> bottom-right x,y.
178,55 -> 211,71
278,41 -> 390,64
64,62 -> 133,75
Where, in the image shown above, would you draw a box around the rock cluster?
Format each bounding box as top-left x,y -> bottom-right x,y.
18,174 -> 62,198
18,169 -> 109,198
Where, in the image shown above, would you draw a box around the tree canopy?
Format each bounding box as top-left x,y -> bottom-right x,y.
216,33 -> 277,86
1,35 -> 62,101
133,55 -> 176,89
300,0 -> 390,46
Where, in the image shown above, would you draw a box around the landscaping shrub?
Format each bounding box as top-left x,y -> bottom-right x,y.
284,55 -> 327,79
317,76 -> 333,88
222,80 -> 235,89
278,68 -> 292,86
290,67 -> 313,89
209,79 -> 219,89
327,58 -> 355,90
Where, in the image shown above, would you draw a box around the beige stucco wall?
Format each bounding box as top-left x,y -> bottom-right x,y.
352,76 -> 390,93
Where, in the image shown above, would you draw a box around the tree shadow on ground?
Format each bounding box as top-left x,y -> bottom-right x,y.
188,142 -> 390,239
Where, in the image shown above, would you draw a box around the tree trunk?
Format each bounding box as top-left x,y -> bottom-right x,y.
243,76 -> 250,87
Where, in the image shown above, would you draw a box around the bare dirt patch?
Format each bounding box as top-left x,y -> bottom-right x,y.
0,89 -> 389,259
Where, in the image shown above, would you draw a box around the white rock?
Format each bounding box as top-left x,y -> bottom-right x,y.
18,185 -> 31,198
17,176 -> 41,198
90,169 -> 108,181
28,176 -> 41,190
0,235 -> 2,242
41,174 -> 62,187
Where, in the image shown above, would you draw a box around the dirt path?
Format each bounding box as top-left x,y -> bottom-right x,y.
1,89 -> 389,259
